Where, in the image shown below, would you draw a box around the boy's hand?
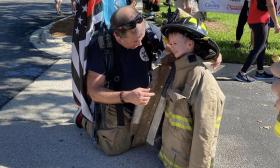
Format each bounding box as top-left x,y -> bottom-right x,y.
211,53 -> 222,69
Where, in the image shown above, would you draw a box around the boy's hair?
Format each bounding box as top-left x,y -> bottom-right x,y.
166,29 -> 195,41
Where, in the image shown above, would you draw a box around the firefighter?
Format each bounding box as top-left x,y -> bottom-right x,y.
159,9 -> 225,168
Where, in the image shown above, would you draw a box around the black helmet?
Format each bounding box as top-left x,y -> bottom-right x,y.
161,8 -> 220,60
161,8 -> 207,39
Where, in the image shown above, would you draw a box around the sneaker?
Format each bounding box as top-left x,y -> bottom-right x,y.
235,72 -> 255,82
255,71 -> 274,80
73,110 -> 84,128
233,42 -> 241,49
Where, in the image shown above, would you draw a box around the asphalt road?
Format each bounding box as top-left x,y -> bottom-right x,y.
216,79 -> 280,168
0,0 -> 72,109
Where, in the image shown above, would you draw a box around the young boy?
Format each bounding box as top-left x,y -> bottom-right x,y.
159,11 -> 225,168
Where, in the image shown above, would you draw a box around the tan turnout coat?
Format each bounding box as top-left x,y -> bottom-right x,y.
159,54 -> 225,168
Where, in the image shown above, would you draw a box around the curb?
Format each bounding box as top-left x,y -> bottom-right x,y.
29,15 -> 73,59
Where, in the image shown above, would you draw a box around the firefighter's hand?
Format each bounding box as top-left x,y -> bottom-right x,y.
123,88 -> 155,105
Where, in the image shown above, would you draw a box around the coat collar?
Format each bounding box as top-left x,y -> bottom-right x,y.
174,53 -> 202,70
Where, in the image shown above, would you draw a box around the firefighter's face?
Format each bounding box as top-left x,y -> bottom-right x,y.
168,32 -> 194,58
114,21 -> 146,49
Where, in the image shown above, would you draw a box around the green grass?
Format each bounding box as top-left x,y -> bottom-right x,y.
157,5 -> 280,64
206,12 -> 280,64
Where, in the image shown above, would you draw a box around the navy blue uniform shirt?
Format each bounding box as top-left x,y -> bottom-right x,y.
87,23 -> 164,110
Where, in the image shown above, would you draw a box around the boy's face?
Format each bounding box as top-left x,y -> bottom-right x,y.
168,32 -> 194,58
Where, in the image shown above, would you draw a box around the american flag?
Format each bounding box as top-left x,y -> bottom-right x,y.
71,0 -> 103,122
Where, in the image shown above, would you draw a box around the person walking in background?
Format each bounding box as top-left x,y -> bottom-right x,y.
71,0 -> 77,14
267,0 -> 277,47
235,0 -> 280,82
234,0 -> 249,49
174,0 -> 205,21
55,0 -> 77,15
142,0 -> 160,19
55,0 -> 63,15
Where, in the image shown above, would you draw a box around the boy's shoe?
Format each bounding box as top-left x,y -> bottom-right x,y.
73,110 -> 84,128
233,42 -> 241,49
235,72 -> 255,82
255,71 -> 274,80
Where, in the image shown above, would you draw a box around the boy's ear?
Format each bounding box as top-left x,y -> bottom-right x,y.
186,39 -> 195,49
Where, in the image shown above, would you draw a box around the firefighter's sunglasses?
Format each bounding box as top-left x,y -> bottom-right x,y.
115,13 -> 143,30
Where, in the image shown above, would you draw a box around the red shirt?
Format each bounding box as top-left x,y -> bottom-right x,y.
247,0 -> 270,24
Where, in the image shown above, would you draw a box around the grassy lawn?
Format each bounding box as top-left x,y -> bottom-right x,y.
158,6 -> 280,64
207,12 -> 280,64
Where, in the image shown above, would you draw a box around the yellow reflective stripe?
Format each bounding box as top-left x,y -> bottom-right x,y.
215,116 -> 222,129
165,111 -> 193,131
274,120 -> 280,137
169,121 -> 192,131
159,150 -> 182,168
200,22 -> 207,31
188,17 -> 197,25
165,112 -> 222,130
201,37 -> 210,41
165,111 -> 192,123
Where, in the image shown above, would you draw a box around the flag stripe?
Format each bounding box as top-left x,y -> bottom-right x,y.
72,0 -> 92,122
81,95 -> 93,121
71,61 -> 81,92
71,43 -> 81,77
79,39 -> 87,70
72,79 -> 81,103
71,0 -> 123,123
92,11 -> 103,25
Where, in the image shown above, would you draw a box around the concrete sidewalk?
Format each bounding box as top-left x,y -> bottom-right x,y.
0,17 -> 280,168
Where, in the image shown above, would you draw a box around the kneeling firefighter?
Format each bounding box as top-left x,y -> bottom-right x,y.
158,9 -> 225,168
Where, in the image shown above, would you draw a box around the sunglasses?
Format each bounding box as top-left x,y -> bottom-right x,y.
115,13 -> 143,30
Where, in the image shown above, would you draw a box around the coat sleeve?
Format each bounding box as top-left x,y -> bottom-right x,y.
189,88 -> 218,168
